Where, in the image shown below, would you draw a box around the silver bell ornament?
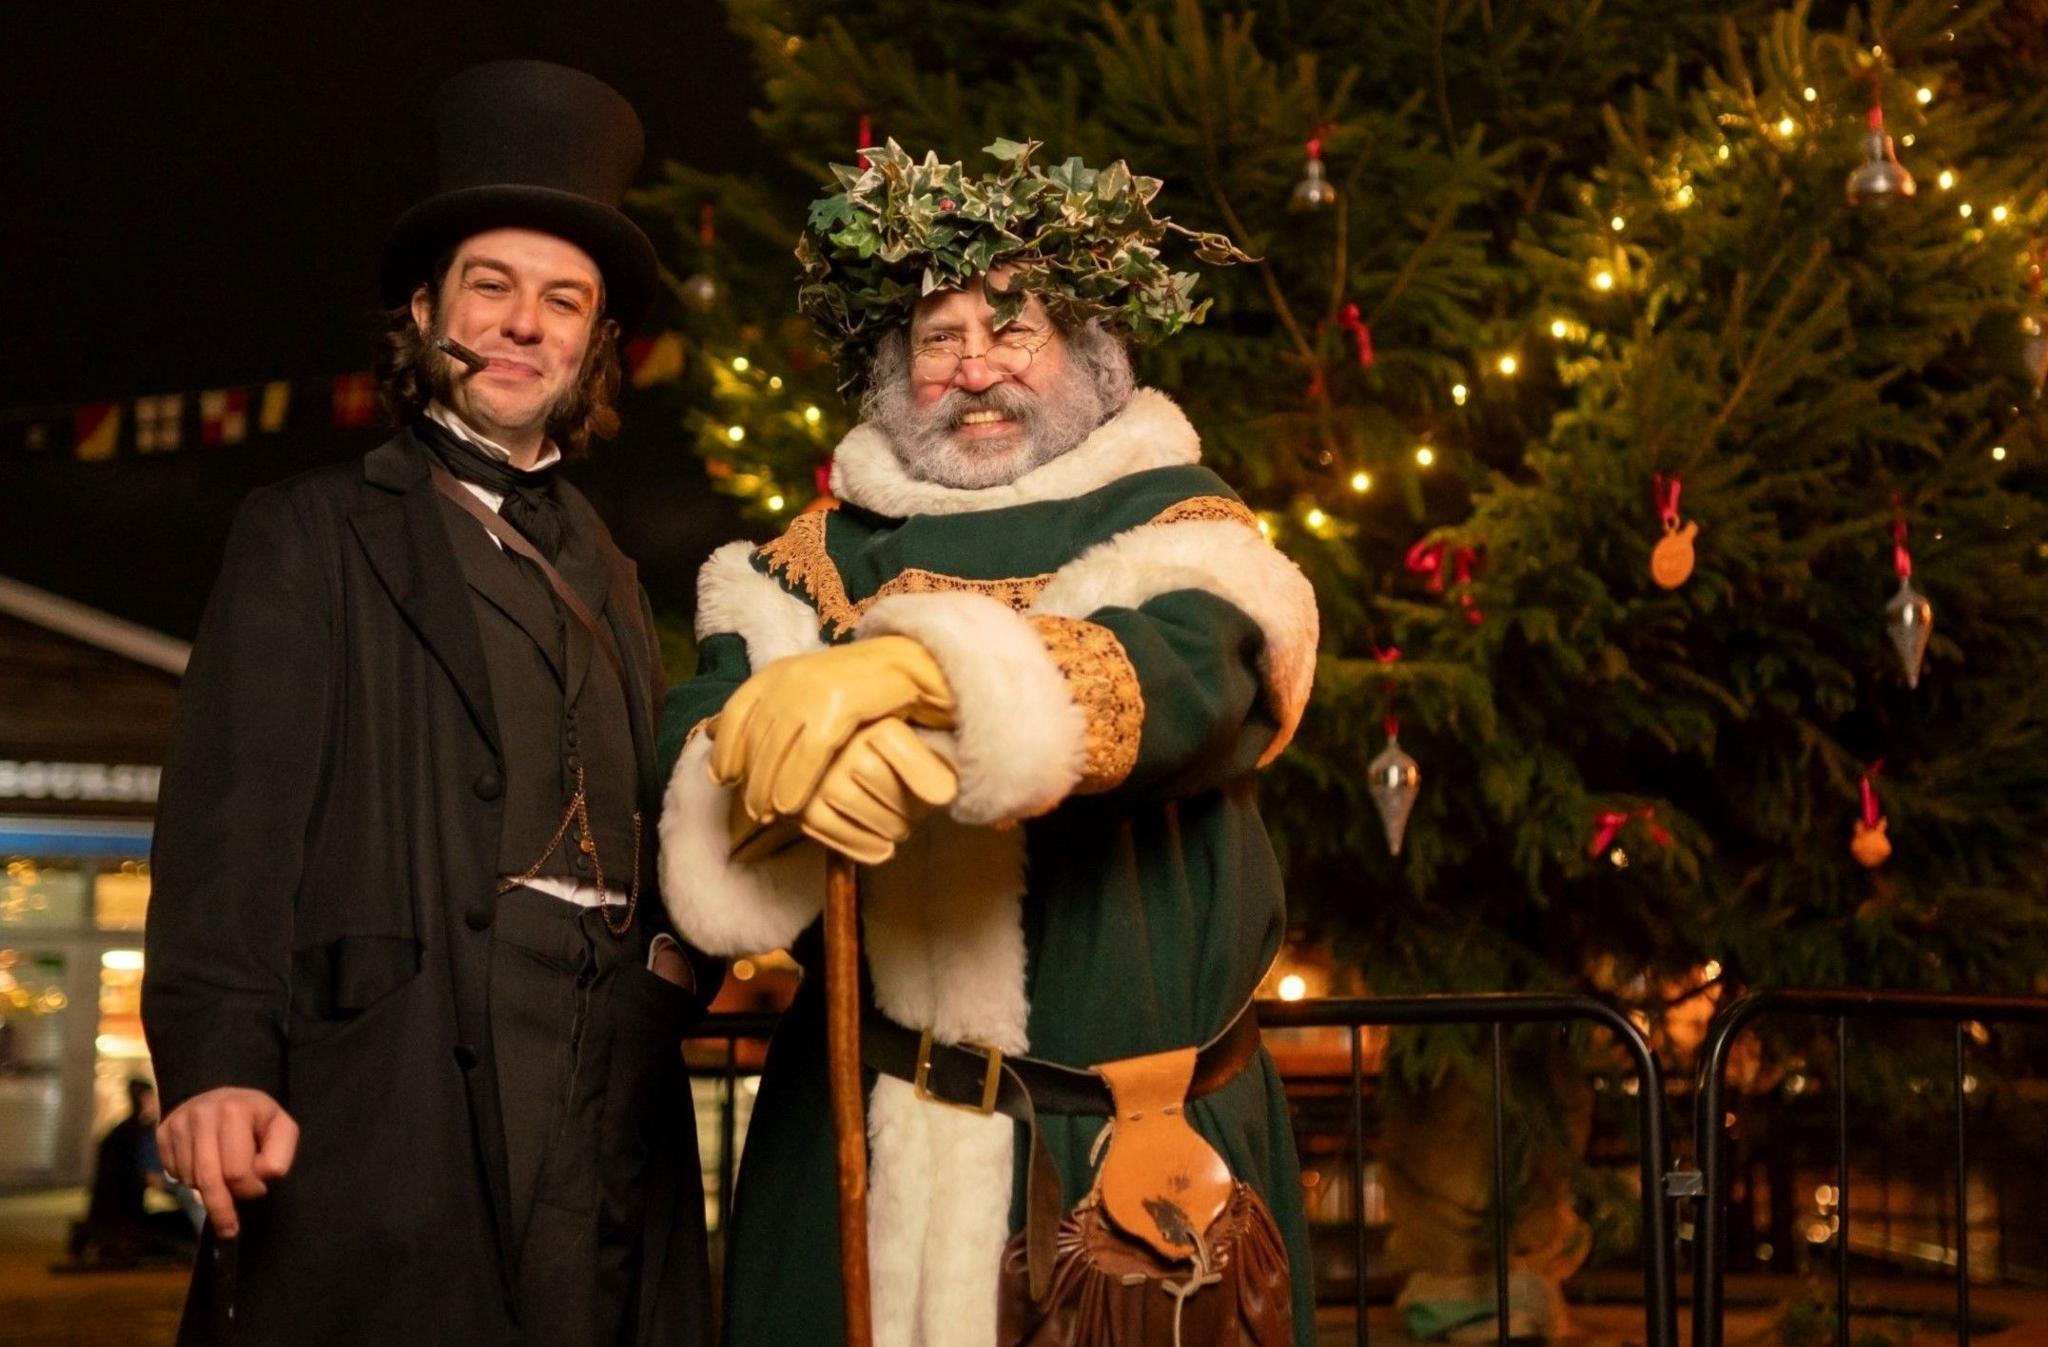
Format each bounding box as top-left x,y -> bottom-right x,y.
2020,310 -> 2048,395
1884,576 -> 1934,688
679,271 -> 724,313
1846,105 -> 1916,208
1289,137 -> 1338,212
1367,734 -> 1421,856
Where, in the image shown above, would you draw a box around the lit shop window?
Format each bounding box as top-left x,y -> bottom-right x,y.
94,948 -> 151,1137
1,858 -> 88,929
0,947 -> 70,1173
95,861 -> 151,931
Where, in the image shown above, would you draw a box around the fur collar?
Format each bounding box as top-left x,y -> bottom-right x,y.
828,386 -> 1200,518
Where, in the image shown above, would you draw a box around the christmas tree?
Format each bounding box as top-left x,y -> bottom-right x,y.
634,0 -> 2048,1042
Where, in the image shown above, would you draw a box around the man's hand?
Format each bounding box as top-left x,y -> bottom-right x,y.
796,718 -> 958,865
156,1087 -> 298,1240
709,636 -> 955,821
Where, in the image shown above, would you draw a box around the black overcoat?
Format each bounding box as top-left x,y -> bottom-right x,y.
142,429 -> 718,1346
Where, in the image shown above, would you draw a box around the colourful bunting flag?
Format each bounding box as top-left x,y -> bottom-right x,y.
629,331 -> 686,388
200,388 -> 250,446
73,404 -> 121,461
331,372 -> 378,428
258,380 -> 292,433
135,394 -> 185,453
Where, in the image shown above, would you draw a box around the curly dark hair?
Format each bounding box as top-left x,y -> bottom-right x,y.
375,255 -> 624,456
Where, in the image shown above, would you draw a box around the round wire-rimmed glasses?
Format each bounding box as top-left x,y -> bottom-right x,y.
910,329 -> 1055,382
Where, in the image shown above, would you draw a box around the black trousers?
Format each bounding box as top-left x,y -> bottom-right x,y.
489,887 -> 678,1347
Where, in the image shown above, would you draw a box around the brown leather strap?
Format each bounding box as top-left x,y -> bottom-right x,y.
861,999 -> 1264,1305
429,464 -> 630,694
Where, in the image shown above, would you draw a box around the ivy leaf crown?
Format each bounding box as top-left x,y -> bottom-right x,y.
797,137 -> 1252,390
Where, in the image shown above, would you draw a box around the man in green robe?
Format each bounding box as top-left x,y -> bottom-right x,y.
657,141 -> 1320,1346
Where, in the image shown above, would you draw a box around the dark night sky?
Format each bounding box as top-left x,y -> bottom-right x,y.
4,3 -> 762,636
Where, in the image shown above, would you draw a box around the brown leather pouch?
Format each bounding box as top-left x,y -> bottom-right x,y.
995,1046 -> 1294,1347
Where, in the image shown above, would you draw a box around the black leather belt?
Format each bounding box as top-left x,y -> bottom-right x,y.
860,999 -> 1262,1122
860,999 -> 1265,1304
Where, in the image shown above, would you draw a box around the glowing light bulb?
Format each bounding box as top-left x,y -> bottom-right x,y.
1717,144 -> 1731,161
766,494 -> 786,512
1349,470 -> 1372,493
1960,202 -> 1974,218
1916,86 -> 1933,105
1497,354 -> 1519,376
1992,445 -> 2007,461
1610,215 -> 1626,232
1593,270 -> 1615,291
732,356 -> 750,373
1415,445 -> 1436,468
1937,169 -> 1956,191
1703,959 -> 1724,981
768,375 -> 784,390
1451,383 -> 1468,405
1550,318 -> 1569,339
1305,507 -> 1328,529
1992,204 -> 2010,223
1803,86 -> 1818,102
1255,516 -> 1274,539
1776,116 -> 1797,138
1277,974 -> 1307,1002
1900,134 -> 1916,147
803,406 -> 822,424
726,425 -> 745,442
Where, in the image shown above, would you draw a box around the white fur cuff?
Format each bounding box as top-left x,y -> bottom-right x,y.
658,732 -> 827,955
857,592 -> 1088,827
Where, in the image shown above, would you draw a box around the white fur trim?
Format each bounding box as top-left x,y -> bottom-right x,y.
860,814 -> 1029,1346
1034,519 -> 1320,764
693,539 -> 825,666
830,386 -> 1200,518
657,732 -> 827,956
866,1076 -> 1015,1347
858,593 -> 1087,826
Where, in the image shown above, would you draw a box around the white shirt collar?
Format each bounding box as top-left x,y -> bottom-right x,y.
425,401 -> 562,472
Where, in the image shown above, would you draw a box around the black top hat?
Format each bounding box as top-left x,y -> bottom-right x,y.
382,60 -> 658,331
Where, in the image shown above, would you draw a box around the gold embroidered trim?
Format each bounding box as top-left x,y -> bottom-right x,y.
756,506 -> 1055,635
1144,495 -> 1261,531
1030,616 -> 1143,794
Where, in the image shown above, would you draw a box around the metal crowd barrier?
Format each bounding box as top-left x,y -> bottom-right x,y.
687,986 -> 2048,1347
1687,989 -> 2048,1347
687,992 -> 1677,1347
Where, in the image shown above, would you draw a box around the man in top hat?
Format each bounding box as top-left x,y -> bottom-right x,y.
142,60 -> 719,1346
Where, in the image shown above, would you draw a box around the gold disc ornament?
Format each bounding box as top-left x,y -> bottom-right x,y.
1651,519 -> 1699,589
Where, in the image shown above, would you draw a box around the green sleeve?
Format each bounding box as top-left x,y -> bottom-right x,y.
656,631 -> 754,778
1085,588 -> 1277,807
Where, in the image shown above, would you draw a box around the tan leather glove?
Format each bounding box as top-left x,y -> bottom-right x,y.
709,636 -> 955,821
797,719 -> 958,865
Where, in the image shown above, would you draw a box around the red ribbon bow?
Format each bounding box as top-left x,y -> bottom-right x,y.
1406,542 -> 1483,623
1859,759 -> 1885,828
1654,473 -> 1683,530
1588,806 -> 1673,858
1374,645 -> 1402,737
1339,303 -> 1376,369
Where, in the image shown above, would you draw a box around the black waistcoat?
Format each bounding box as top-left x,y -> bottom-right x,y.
435,491 -> 641,892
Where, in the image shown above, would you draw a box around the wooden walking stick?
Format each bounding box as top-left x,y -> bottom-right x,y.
824,850 -> 874,1347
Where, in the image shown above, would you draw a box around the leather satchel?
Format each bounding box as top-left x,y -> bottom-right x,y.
995,1046 -> 1295,1347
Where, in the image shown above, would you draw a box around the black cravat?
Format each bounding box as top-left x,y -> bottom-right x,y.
415,413 -> 568,561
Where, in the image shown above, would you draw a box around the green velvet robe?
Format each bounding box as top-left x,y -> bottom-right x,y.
657,389 -> 1320,1347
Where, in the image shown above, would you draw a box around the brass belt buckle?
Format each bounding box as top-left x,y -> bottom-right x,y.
913,1029 -> 1003,1115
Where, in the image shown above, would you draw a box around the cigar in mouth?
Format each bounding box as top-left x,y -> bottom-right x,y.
434,336 -> 490,373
